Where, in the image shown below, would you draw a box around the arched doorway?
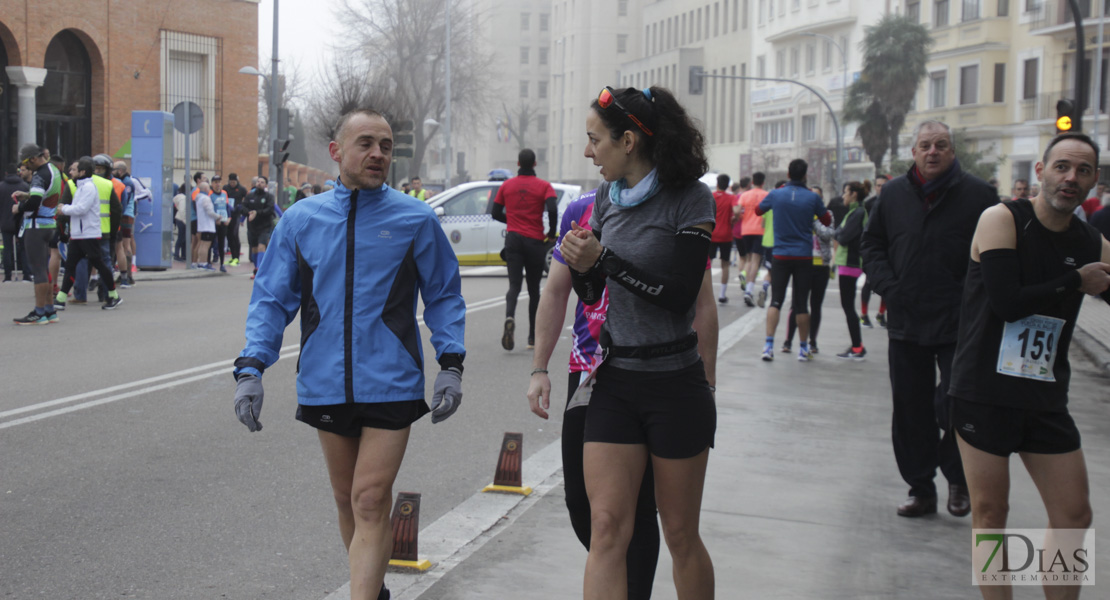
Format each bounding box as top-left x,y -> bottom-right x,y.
37,30 -> 91,162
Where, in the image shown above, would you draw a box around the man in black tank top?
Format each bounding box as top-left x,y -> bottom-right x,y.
949,133 -> 1110,595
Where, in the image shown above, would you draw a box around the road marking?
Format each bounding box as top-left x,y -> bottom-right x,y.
0,295 -> 511,430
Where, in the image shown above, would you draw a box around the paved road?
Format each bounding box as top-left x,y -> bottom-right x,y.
0,269 -> 746,599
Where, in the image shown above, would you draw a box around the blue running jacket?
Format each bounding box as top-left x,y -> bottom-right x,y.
234,180 -> 466,406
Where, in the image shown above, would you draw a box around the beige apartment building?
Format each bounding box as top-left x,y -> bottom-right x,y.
904,0 -> 1110,195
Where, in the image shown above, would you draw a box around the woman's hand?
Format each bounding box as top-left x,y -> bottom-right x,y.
559,221 -> 603,272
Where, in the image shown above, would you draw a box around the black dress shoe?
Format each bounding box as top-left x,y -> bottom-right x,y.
897,495 -> 938,517
947,484 -> 971,517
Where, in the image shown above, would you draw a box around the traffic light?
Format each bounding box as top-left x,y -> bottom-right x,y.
273,138 -> 290,167
1056,99 -> 1076,133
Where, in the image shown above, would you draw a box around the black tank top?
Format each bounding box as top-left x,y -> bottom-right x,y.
949,199 -> 1102,411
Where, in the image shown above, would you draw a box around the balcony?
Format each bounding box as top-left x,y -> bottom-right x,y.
1021,91 -> 1108,122
1028,0 -> 1110,35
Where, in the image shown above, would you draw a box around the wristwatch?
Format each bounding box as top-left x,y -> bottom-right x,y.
597,248 -> 622,276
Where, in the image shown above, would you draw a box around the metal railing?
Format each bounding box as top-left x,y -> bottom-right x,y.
1026,0 -> 1106,31
1021,90 -> 1108,121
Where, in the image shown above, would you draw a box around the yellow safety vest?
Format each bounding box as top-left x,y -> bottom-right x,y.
92,175 -> 113,234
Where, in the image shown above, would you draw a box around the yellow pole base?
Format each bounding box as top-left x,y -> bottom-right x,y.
388,558 -> 432,571
481,484 -> 533,496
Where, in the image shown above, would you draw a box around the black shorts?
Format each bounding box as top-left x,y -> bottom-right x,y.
733,238 -> 748,257
49,230 -> 60,249
708,241 -> 732,261
584,360 -> 716,459
739,235 -> 763,256
199,231 -> 215,242
296,400 -> 431,438
770,257 -> 813,312
949,396 -> 1081,457
190,221 -> 197,235
247,227 -> 273,248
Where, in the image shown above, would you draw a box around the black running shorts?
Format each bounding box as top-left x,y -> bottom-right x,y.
199,231 -> 215,242
733,238 -> 748,258
247,227 -> 272,248
950,396 -> 1081,457
584,360 -> 716,459
296,400 -> 431,438
708,241 -> 732,261
740,235 -> 763,256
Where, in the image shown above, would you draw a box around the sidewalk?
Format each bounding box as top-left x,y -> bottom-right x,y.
370,294 -> 1110,600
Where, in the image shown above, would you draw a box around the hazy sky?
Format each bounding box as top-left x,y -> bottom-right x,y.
256,0 -> 341,85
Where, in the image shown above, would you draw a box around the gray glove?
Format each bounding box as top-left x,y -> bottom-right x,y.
234,374 -> 264,432
430,368 -> 463,424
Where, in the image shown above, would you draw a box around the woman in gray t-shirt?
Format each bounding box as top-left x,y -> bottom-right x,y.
560,85 -> 717,599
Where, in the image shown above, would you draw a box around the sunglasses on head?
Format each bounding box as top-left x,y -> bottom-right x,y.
597,86 -> 653,137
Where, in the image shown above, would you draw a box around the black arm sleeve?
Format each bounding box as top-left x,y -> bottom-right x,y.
570,268 -> 607,305
979,248 -> 1082,322
491,202 -> 507,223
605,226 -> 711,314
545,197 -> 557,236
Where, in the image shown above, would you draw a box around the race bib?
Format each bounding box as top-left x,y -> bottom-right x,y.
996,315 -> 1066,382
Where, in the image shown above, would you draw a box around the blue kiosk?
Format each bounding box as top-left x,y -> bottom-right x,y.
131,111 -> 175,270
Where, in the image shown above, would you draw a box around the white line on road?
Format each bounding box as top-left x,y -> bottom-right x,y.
1,295 -> 511,430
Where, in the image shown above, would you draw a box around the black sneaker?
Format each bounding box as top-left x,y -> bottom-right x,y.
718,296 -> 728,304
102,297 -> 123,310
876,313 -> 887,328
860,315 -> 873,328
781,342 -> 792,353
501,317 -> 515,350
378,583 -> 390,600
836,347 -> 867,361
13,310 -> 49,325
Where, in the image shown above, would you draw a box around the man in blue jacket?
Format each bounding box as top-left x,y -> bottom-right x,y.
232,108 -> 467,600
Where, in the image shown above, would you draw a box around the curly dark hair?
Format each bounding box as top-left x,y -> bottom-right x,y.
591,86 -> 708,189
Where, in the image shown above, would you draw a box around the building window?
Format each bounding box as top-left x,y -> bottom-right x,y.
521,12 -> 530,29
929,71 -> 947,108
162,31 -> 222,169
759,0 -> 766,24
742,0 -> 748,29
993,63 -> 1005,102
806,43 -> 816,73
539,47 -> 548,65
769,0 -> 775,21
790,47 -> 799,77
962,0 -> 980,20
792,0 -> 800,9
823,40 -> 832,70
1023,58 -> 1038,99
539,13 -> 549,31
617,34 -> 628,54
715,3 -> 721,36
840,35 -> 849,67
520,47 -> 529,65
934,0 -> 949,26
618,0 -> 628,16
757,118 -> 795,144
757,55 -> 766,78
697,8 -> 703,39
520,81 -> 529,98
998,0 -> 1009,16
907,0 -> 921,21
538,81 -> 547,99
776,50 -> 785,77
959,65 -> 979,104
802,115 -> 817,141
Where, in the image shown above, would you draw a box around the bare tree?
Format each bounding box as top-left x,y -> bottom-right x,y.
499,101 -> 540,150
253,54 -> 308,154
304,0 -> 495,180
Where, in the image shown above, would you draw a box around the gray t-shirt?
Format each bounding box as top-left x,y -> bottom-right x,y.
590,180 -> 715,371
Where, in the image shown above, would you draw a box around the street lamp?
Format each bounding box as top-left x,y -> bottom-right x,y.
240,0 -> 279,192
801,31 -> 846,190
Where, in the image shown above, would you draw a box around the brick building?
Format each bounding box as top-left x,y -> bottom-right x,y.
0,0 -> 259,181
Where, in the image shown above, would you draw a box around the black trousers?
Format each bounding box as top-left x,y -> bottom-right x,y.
562,371 -> 659,600
2,229 -> 28,278
174,219 -> 186,260
61,238 -> 115,295
888,338 -> 965,498
212,224 -> 227,266
839,274 -> 863,348
227,220 -> 241,260
504,231 -> 546,343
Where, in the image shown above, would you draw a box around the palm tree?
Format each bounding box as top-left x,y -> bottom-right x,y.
843,80 -> 889,174
843,14 -> 932,170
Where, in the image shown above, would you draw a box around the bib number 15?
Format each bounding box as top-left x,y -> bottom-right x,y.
996,315 -> 1065,382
